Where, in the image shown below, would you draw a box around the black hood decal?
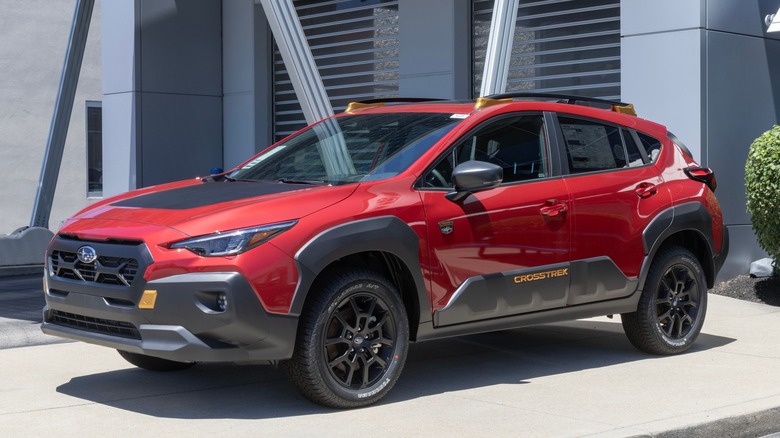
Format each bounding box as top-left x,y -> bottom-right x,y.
113,182 -> 306,210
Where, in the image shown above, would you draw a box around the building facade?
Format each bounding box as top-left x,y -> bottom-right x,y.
2,0 -> 776,279
0,0 -> 101,234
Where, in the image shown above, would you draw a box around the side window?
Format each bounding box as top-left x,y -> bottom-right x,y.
638,132 -> 662,163
622,129 -> 645,167
559,117 -> 625,173
424,114 -> 549,188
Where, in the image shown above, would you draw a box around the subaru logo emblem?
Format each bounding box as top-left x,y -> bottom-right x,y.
76,246 -> 98,264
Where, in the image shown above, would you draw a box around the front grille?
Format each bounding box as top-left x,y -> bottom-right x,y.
50,250 -> 139,286
50,310 -> 141,340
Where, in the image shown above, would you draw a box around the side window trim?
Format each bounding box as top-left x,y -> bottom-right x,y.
636,131 -> 664,164
542,111 -> 564,178
615,129 -> 632,167
416,112 -> 557,191
628,129 -> 650,163
550,112 -> 656,176
619,128 -> 646,167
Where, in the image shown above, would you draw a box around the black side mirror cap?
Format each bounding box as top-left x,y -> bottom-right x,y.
446,160 -> 503,202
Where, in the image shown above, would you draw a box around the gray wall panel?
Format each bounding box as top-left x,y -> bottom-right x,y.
102,0 -> 136,95
223,92 -> 255,169
707,0 -> 780,40
253,11 -> 273,154
102,92 -> 137,197
104,0 -> 224,194
222,1 -> 273,168
223,0 -> 254,95
140,94 -> 222,186
398,0 -> 470,99
705,31 -> 780,225
102,0 -> 138,198
223,0 -> 256,169
719,225 -> 768,281
621,29 -> 705,160
139,0 -> 222,96
621,0 -> 705,36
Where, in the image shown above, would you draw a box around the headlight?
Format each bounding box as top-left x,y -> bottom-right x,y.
169,220 -> 297,256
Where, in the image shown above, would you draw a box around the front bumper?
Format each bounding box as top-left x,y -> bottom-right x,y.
42,266 -> 297,363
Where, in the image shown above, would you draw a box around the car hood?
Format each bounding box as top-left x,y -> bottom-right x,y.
62,180 -> 358,238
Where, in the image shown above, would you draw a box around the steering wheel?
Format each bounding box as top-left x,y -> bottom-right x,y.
425,169 -> 449,188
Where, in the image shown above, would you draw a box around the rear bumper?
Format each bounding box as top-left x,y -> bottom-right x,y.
42,271 -> 297,363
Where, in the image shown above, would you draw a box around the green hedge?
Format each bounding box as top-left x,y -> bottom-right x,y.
745,125 -> 780,264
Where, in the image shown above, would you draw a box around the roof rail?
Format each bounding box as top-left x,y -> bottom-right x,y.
482,92 -> 636,116
345,97 -> 446,113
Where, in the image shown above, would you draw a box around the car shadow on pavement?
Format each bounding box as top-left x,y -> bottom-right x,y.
55,319 -> 735,420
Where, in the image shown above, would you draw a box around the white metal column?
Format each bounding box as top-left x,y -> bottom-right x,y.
479,0 -> 518,97
30,0 -> 95,228
258,0 -> 332,125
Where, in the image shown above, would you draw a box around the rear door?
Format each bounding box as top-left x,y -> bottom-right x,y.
551,114 -> 672,304
418,113 -> 572,326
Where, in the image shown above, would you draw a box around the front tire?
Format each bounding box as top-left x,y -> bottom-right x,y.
285,270 -> 409,409
621,246 -> 707,355
117,350 -> 196,371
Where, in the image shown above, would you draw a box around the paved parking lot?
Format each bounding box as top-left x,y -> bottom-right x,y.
0,274 -> 65,349
2,274 -> 780,437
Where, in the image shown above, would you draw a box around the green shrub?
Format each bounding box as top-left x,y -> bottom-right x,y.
745,125 -> 780,264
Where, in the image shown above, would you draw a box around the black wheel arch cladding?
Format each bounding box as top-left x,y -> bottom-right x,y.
640,201 -> 721,290
290,216 -> 432,323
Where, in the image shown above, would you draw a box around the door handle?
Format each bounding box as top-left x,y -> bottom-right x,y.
540,200 -> 567,217
635,182 -> 657,199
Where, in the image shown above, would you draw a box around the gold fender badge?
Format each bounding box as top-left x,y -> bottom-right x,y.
514,268 -> 569,284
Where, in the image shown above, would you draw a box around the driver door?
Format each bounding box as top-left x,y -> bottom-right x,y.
418,113 -> 572,326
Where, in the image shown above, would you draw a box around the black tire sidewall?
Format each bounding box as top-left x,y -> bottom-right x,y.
643,249 -> 707,352
307,273 -> 409,406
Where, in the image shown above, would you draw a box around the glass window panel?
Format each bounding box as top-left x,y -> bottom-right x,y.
86,102 -> 102,197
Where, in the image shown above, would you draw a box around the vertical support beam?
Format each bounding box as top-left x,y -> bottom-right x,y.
258,0 -> 332,124
30,0 -> 95,229
479,0 -> 518,97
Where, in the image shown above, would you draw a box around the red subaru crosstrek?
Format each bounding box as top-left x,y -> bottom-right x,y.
42,93 -> 728,408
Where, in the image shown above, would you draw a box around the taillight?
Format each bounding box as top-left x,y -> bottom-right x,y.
684,167 -> 717,192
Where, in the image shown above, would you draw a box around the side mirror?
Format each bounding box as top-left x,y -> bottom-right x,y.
446,160 -> 503,202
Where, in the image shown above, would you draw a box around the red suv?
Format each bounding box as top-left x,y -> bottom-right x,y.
42,93 -> 728,408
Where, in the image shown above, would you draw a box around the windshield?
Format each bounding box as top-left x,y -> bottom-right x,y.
230,113 -> 462,185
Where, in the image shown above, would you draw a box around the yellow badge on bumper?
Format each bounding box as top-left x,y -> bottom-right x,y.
139,290 -> 158,309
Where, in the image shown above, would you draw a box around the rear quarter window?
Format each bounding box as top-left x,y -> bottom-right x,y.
558,117 -> 624,173
637,132 -> 662,163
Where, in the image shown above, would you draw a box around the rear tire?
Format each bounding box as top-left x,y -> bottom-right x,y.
117,350 -> 196,371
622,246 -> 707,355
285,270 -> 409,409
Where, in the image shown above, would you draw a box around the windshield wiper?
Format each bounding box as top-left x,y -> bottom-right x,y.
276,178 -> 329,185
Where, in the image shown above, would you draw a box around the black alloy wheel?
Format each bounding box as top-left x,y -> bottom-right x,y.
324,293 -> 397,390
622,246 -> 707,355
655,263 -> 701,339
285,269 -> 409,408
